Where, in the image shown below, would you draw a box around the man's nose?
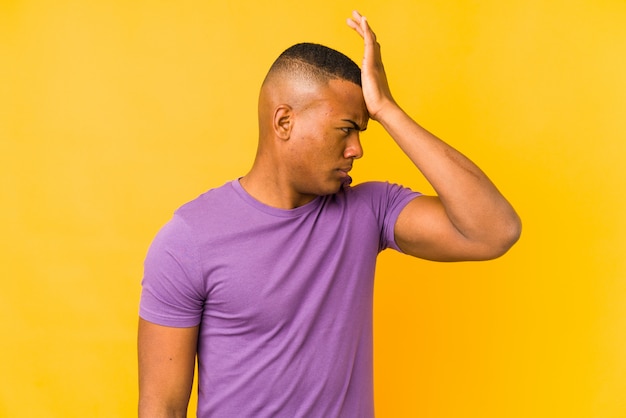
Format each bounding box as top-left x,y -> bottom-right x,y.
344,134 -> 363,159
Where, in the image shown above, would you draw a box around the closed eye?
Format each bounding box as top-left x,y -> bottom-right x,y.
341,119 -> 367,132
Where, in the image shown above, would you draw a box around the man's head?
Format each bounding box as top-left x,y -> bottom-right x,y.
263,42 -> 362,88
253,43 -> 368,207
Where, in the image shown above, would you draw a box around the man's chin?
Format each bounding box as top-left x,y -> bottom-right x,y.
319,175 -> 352,195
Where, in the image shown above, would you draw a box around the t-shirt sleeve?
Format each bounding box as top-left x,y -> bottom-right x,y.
139,214 -> 205,327
355,181 -> 421,253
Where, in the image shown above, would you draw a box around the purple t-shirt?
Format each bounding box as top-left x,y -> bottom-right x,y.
140,179 -> 419,417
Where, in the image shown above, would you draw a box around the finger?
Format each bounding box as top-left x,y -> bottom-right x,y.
355,10 -> 370,37
346,12 -> 365,38
346,18 -> 364,38
360,15 -> 377,44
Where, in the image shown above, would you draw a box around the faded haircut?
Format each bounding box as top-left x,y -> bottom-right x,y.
264,42 -> 361,87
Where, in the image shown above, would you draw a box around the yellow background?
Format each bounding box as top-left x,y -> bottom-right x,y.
1,0 -> 625,416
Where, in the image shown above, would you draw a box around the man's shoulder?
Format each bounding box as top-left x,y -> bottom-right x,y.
346,180 -> 415,199
348,180 -> 391,193
175,180 -> 237,217
342,180 -> 421,215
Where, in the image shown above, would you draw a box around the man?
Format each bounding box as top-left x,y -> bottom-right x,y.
138,11 -> 521,417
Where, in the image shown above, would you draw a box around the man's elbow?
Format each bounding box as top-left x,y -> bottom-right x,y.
484,214 -> 522,260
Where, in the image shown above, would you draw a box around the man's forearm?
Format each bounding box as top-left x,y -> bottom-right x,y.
377,103 -> 521,245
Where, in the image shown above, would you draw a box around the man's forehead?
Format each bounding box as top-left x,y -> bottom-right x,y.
323,79 -> 368,116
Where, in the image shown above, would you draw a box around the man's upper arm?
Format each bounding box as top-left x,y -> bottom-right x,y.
394,195 -> 503,262
138,318 -> 199,418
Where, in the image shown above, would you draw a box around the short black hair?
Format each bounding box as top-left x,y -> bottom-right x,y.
265,42 -> 361,87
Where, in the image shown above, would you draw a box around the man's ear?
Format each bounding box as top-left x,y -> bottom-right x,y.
273,105 -> 293,140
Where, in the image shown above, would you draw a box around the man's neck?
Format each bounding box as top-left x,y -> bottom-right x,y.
238,171 -> 317,210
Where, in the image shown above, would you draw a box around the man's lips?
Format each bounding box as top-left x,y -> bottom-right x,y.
337,166 -> 352,176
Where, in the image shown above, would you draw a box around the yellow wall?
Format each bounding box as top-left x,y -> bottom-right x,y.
2,0 -> 624,416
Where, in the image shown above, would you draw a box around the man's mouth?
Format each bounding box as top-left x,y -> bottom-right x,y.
337,166 -> 352,176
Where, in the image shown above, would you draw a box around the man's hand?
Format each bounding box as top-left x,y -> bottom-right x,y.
347,10 -> 396,121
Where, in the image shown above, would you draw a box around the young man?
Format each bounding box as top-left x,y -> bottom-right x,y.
138,11 -> 521,417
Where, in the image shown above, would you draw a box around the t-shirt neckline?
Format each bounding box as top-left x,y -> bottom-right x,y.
231,179 -> 324,218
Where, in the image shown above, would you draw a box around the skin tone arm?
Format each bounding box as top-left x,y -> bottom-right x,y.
347,11 -> 521,261
138,318 -> 199,418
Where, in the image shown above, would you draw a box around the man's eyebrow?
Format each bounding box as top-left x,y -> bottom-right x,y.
342,119 -> 367,131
